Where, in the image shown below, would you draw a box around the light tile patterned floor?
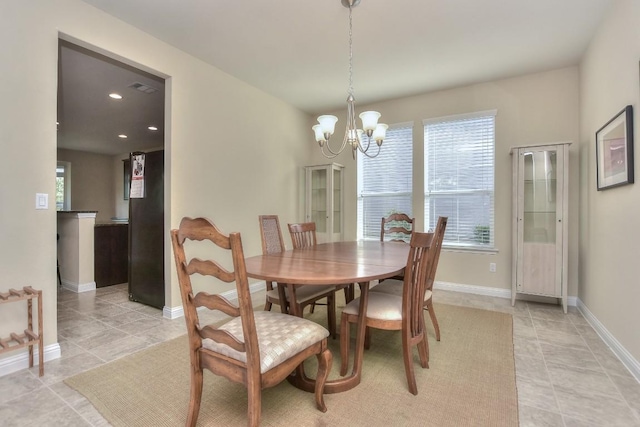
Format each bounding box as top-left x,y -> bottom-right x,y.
1,284 -> 639,426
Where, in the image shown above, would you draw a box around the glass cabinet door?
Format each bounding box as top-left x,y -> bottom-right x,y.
305,163 -> 344,242
522,150 -> 557,244
310,168 -> 327,233
332,167 -> 342,234
516,145 -> 564,298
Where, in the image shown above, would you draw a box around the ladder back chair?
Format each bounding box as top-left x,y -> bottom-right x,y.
372,216 -> 448,341
288,222 -> 355,306
340,231 -> 436,395
259,215 -> 339,338
379,213 -> 415,282
171,217 -> 332,427
381,213 -> 415,243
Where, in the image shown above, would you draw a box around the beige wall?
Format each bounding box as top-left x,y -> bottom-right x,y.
57,149 -> 115,223
579,0 -> 640,363
311,67 -> 580,294
0,0 -> 310,364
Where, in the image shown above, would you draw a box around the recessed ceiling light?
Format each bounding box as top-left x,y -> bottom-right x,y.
118,134 -> 128,139
148,126 -> 158,131
109,93 -> 123,99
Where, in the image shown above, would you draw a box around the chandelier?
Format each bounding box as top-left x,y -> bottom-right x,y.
312,0 -> 387,160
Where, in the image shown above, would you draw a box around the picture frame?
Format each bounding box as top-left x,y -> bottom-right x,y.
596,105 -> 634,190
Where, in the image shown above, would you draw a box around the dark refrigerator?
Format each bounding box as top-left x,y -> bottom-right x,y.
128,150 -> 165,308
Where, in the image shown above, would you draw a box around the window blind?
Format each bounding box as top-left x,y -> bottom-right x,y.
423,110 -> 496,248
357,123 -> 413,240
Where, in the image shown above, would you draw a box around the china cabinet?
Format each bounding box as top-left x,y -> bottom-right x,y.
305,163 -> 344,243
510,142 -> 571,313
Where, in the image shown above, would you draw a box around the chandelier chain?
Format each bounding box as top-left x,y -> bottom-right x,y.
348,4 -> 354,97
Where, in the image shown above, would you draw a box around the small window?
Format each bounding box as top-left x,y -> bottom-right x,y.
56,161 -> 71,211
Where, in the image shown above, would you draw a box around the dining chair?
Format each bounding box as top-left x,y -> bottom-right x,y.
259,215 -> 339,338
288,222 -> 355,305
378,213 -> 415,282
381,212 -> 414,243
372,216 -> 448,341
339,231 -> 436,395
171,217 -> 332,427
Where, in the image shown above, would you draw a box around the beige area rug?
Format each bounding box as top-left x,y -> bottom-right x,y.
65,303 -> 518,427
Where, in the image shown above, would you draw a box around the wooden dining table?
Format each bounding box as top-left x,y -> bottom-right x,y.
244,240 -> 409,394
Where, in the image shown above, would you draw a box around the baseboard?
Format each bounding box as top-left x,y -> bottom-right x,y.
0,343 -> 61,377
434,281 -> 578,307
577,299 -> 640,383
163,281 -> 266,319
434,281 -> 512,299
61,279 -> 96,293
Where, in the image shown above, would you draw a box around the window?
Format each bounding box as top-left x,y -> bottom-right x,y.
423,110 -> 496,249
357,123 -> 413,240
56,161 -> 71,211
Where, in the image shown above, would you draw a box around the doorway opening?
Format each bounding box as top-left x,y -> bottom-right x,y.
56,38 -> 167,342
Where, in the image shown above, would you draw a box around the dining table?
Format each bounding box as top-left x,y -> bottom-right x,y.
244,240 -> 410,394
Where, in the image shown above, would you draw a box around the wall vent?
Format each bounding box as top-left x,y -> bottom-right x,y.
128,82 -> 158,94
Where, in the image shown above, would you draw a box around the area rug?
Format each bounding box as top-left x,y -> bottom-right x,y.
65,303 -> 518,426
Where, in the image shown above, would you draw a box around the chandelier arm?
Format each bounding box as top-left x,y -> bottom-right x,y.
357,135 -> 372,153
321,145 -> 341,159
360,143 -> 382,159
322,137 -> 348,156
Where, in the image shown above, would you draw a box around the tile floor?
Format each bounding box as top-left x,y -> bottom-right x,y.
1,284 -> 639,426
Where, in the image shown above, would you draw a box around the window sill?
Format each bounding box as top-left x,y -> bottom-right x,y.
442,245 -> 498,255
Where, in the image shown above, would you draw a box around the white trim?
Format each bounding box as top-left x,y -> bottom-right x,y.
162,305 -> 184,320
577,299 -> 640,383
163,281 -> 266,319
434,281 -> 511,299
61,279 -> 96,293
0,343 -> 61,377
434,281 -> 578,307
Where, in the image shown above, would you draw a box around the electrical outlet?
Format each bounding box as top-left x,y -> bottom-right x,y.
489,262 -> 496,273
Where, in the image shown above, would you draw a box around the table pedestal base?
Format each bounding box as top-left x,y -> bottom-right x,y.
286,281 -> 370,394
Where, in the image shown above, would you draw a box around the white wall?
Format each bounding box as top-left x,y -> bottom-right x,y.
579,0 -> 640,363
0,0 -> 311,366
311,67 -> 580,294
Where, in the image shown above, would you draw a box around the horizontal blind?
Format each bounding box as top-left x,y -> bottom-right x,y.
423,111 -> 495,248
357,123 -> 413,240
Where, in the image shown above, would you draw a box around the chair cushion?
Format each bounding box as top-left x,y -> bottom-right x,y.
266,284 -> 336,303
371,280 -> 432,302
202,311 -> 329,374
342,292 -> 404,321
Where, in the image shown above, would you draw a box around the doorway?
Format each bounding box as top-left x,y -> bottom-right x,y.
56,39 -> 167,329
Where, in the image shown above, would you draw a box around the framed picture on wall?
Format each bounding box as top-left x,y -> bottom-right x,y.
596,105 -> 634,190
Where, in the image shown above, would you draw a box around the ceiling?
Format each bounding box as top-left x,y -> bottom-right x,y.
57,41 -> 165,155
62,0 -> 614,155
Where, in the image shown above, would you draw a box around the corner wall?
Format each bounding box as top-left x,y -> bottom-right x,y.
579,0 -> 640,365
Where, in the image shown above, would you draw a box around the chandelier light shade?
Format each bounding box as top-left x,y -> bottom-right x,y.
313,0 -> 387,159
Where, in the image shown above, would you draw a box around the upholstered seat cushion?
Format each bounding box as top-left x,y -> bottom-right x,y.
342,292 -> 406,321
201,311 -> 329,374
371,280 -> 432,302
266,284 -> 336,303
